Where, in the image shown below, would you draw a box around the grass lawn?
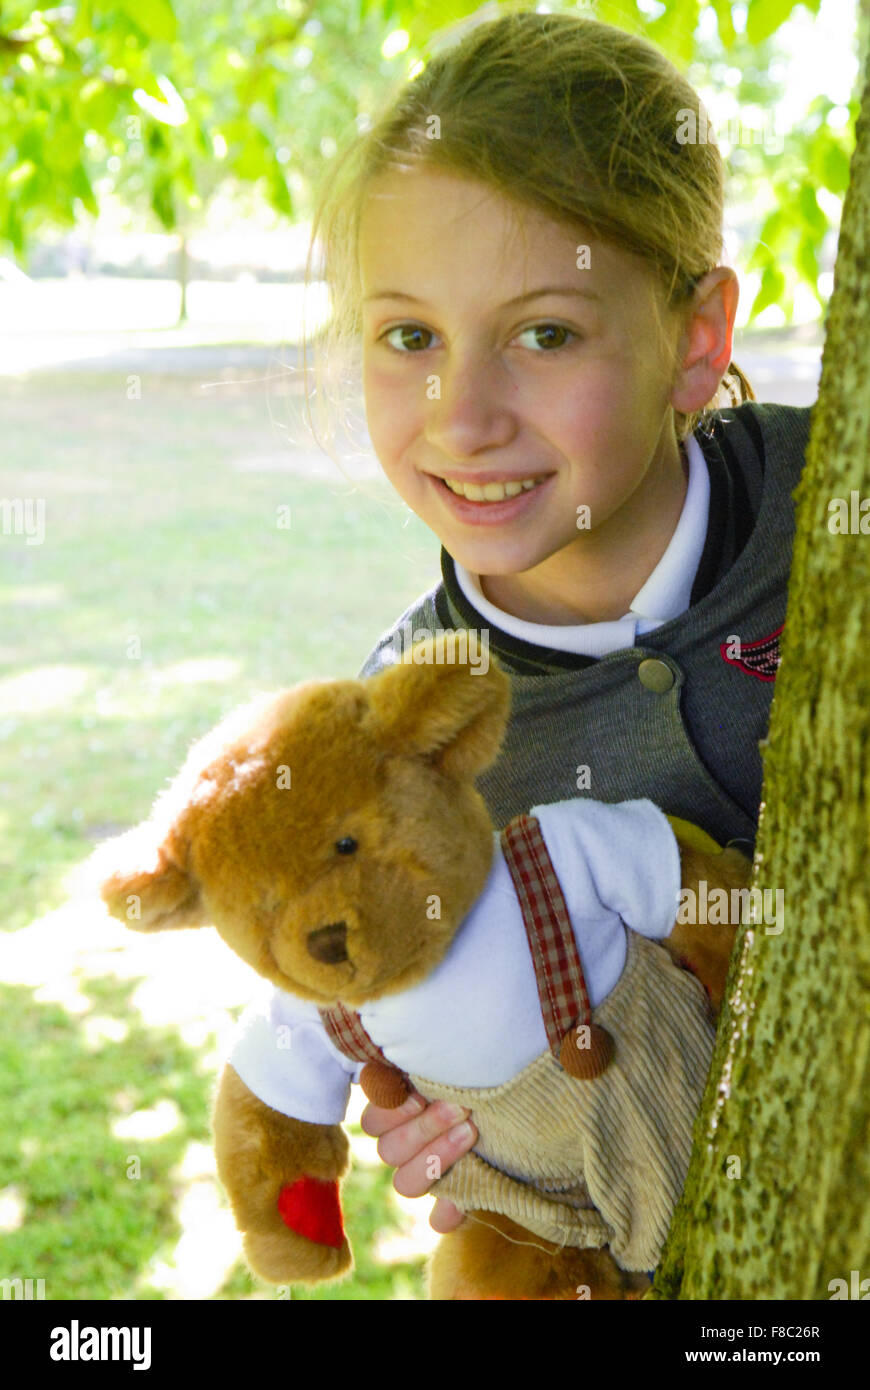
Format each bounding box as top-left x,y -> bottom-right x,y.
0,354 -> 441,1299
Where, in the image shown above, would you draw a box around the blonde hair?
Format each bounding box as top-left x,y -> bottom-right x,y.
303,7 -> 754,464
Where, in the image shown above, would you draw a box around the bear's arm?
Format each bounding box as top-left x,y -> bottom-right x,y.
228,988 -> 357,1125
531,798 -> 682,942
530,798 -> 749,1010
215,991 -> 359,1284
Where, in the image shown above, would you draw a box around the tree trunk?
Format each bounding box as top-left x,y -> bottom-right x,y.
178,231 -> 188,324
649,18 -> 870,1301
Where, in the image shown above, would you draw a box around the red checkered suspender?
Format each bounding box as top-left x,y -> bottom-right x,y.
499,813 -> 595,1057
319,1000 -> 391,1068
318,813 -> 605,1078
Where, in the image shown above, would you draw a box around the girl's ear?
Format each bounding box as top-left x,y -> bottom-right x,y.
364,633 -> 511,781
670,266 -> 740,414
93,825 -> 208,932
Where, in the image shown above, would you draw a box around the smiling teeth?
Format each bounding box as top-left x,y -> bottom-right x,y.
443,477 -> 544,501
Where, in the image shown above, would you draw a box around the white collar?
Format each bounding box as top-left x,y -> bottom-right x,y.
453,434 -> 710,658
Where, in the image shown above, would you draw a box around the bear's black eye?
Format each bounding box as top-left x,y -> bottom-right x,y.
335,836 -> 358,855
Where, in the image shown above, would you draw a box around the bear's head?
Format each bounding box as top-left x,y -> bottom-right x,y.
95,635 -> 510,1007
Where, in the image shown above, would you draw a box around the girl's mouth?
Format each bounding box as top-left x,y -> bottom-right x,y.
429,472 -> 552,524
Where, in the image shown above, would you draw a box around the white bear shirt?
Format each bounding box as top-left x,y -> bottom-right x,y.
226,798 -> 682,1124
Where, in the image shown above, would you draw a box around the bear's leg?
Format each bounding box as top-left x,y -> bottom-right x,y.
428,1213 -> 650,1300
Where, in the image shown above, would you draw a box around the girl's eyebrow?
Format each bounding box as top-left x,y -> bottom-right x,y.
362,286 -> 600,305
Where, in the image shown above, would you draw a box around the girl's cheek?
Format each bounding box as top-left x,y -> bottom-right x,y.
363,365 -> 423,453
362,418 -> 407,485
544,374 -> 614,442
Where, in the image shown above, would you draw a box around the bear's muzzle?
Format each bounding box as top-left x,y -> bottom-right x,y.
306,923 -> 349,965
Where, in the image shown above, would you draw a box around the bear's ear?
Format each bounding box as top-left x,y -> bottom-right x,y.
91,825 -> 208,932
364,633 -> 510,780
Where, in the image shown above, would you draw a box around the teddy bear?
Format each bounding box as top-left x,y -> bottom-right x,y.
93,633 -> 750,1300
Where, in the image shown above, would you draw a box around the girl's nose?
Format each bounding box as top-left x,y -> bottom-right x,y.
424,357 -> 518,457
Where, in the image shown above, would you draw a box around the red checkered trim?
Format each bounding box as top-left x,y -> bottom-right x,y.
318,1000 -> 389,1067
500,813 -> 592,1058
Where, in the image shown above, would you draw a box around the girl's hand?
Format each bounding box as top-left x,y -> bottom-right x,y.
360,1091 -> 478,1232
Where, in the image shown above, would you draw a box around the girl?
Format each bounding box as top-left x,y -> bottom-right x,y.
302,9 -> 812,1272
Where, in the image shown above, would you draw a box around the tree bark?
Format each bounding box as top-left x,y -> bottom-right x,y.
649,14 -> 870,1301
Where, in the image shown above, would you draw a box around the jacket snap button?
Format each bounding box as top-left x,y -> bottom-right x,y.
638,658 -> 675,692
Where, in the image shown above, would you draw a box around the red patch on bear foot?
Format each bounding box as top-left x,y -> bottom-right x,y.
277,1177 -> 345,1248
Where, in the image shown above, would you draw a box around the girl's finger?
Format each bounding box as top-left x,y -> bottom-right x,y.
375,1100 -> 473,1170
430,1199 -> 466,1232
359,1090 -> 427,1138
389,1115 -> 478,1198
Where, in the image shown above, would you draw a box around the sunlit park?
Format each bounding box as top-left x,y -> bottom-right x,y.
0,0 -> 861,1304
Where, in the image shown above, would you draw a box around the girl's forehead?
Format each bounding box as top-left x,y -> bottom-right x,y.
360,167 -> 575,255
358,168 -> 655,308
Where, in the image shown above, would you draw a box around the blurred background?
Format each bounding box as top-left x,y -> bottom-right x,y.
0,0 -> 862,1300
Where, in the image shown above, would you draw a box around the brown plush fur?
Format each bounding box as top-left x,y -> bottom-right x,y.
213,1064 -> 353,1283
428,1213 -> 653,1301
660,840 -> 752,1014
93,634 -> 749,1299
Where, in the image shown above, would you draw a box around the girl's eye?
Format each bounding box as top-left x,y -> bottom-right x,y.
381,324 -> 437,352
378,321 -> 577,354
514,323 -> 577,351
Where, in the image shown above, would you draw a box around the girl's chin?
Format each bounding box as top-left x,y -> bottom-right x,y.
441,540 -> 562,591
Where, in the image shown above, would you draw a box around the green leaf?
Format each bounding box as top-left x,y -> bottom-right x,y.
3,200 -> 26,256
749,264 -> 786,319
646,0 -> 702,66
268,167 -> 294,218
146,125 -> 168,157
151,176 -> 175,229
389,0 -> 482,35
798,183 -> 826,235
759,205 -> 791,248
796,234 -> 819,288
745,206 -> 790,271
70,160 -> 99,217
745,0 -> 804,45
79,80 -> 105,104
69,0 -> 94,45
17,129 -> 44,163
227,125 -> 272,180
709,0 -> 737,47
820,142 -> 852,194
174,156 -> 198,200
117,0 -> 178,43
76,81 -> 121,133
8,160 -> 37,187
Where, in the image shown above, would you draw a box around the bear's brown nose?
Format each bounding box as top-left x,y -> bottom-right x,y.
306,923 -> 348,965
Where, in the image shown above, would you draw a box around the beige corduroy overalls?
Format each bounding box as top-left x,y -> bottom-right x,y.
321,813 -> 718,1273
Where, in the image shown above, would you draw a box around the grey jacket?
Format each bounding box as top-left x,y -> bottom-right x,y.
357,402 -> 813,853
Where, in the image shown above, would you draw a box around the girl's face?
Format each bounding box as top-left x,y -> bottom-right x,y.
358,168 -> 691,591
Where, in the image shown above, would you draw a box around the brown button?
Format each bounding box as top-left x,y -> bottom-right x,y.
638,658 -> 675,692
